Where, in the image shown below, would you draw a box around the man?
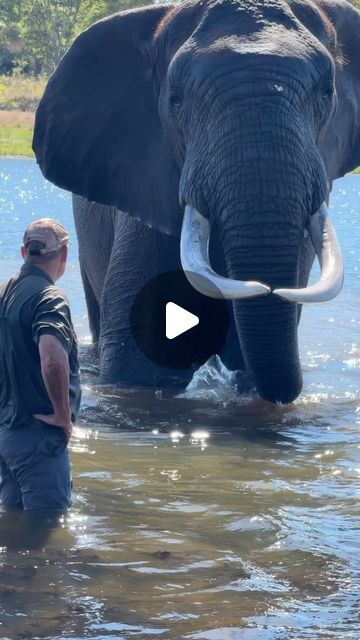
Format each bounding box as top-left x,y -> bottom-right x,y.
0,218 -> 81,512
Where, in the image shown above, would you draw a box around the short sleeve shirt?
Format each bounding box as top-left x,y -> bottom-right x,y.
0,263 -> 81,430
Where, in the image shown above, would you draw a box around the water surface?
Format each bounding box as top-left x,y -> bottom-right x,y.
0,158 -> 359,640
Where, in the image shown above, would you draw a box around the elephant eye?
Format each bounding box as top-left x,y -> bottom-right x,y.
169,92 -> 183,109
321,80 -> 334,104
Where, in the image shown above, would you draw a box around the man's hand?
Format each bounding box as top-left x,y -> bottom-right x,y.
33,412 -> 73,442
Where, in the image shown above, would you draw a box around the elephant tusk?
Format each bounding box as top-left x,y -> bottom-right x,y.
273,203 -> 344,303
180,205 -> 271,299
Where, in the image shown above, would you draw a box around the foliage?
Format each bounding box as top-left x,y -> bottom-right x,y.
0,1 -> 22,74
0,0 -> 148,76
1,0 -> 359,75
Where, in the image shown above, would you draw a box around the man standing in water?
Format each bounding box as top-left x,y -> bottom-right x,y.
0,218 -> 81,512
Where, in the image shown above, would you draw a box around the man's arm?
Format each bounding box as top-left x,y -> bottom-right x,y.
33,334 -> 73,440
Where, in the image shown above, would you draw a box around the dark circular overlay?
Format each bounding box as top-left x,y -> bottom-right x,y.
130,270 -> 230,370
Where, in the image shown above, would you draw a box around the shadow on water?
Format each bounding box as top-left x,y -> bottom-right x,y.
0,510 -> 69,551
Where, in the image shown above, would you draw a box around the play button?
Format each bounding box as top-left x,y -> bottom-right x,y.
166,302 -> 199,339
130,270 -> 229,370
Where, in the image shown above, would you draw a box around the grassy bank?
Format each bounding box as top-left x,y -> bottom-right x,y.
0,75 -> 45,156
0,111 -> 34,156
0,75 -> 46,111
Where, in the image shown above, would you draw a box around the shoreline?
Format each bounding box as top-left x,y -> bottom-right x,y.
0,155 -> 35,160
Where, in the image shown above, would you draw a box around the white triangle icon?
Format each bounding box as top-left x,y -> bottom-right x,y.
166,302 -> 199,340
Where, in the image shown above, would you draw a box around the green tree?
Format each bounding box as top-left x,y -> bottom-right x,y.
19,0 -> 146,75
20,0 -> 85,74
75,0 -> 144,32
4,0 -> 359,77
0,0 -> 22,73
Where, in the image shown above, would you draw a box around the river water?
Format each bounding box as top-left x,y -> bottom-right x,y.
0,158 -> 359,639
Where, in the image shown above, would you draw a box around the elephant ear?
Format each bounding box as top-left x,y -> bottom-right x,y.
33,5 -> 182,236
318,0 -> 360,181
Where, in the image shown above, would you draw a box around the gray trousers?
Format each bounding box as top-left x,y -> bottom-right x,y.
0,421 -> 71,511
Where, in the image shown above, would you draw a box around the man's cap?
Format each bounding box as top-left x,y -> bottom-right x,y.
23,218 -> 69,256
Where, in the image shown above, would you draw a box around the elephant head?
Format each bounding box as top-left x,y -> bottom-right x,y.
33,0 -> 360,403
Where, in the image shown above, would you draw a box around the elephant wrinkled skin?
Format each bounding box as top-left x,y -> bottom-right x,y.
33,0 -> 360,403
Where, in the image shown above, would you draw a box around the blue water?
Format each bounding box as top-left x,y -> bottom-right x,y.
0,158 -> 359,640
0,157 -> 89,338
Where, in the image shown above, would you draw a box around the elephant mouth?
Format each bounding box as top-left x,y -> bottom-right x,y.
180,203 -> 344,304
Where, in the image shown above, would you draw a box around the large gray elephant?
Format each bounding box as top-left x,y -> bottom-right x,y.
33,0 -> 360,403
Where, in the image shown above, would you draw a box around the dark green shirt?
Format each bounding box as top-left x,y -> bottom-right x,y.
0,263 -> 81,430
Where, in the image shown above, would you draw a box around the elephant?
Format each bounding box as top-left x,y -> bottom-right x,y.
33,0 -> 360,403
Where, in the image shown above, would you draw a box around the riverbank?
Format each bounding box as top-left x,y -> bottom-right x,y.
0,75 -> 44,156
0,110 -> 34,157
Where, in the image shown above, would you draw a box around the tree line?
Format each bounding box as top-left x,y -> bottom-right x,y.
0,0 -> 149,75
1,0 -> 359,76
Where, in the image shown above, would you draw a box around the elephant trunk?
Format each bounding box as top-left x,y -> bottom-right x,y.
222,211 -> 303,403
233,286 -> 302,404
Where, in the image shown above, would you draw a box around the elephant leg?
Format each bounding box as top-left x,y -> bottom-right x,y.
72,195 -> 116,345
99,212 -> 194,387
80,263 -> 100,345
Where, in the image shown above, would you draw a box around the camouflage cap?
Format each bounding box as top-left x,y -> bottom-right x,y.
23,218 -> 69,256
